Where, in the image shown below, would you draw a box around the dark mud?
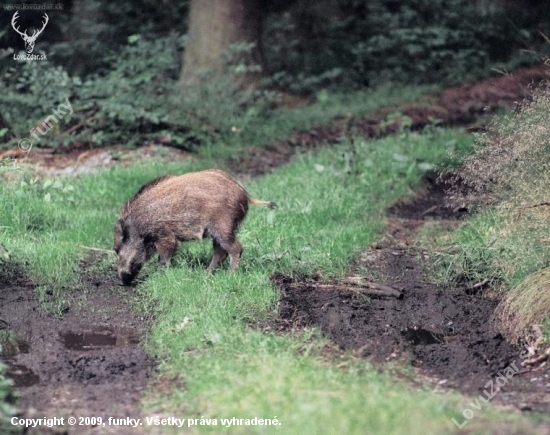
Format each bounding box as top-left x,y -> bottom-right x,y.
273,175 -> 550,416
0,262 -> 155,434
1,64 -> 548,434
232,64 -> 548,177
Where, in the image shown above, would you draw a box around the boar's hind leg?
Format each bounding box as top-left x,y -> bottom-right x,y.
218,236 -> 243,271
207,239 -> 228,272
155,235 -> 178,266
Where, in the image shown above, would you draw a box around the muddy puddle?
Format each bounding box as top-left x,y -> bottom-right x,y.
273,175 -> 550,417
6,364 -> 40,388
0,264 -> 154,434
1,65 -> 549,433
61,328 -> 140,351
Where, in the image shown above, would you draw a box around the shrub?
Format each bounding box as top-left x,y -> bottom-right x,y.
0,35 -> 276,151
436,82 -> 550,341
263,0 -> 550,91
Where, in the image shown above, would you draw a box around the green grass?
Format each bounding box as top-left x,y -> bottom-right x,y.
199,84 -> 439,160
135,129 -> 476,435
428,206 -> 550,342
424,86 -> 550,342
4,127 -> 539,434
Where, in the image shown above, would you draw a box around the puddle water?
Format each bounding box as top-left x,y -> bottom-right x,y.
401,327 -> 445,345
61,328 -> 139,351
6,363 -> 39,387
0,339 -> 30,357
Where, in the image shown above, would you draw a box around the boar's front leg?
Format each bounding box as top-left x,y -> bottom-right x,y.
155,234 -> 179,266
207,239 -> 228,272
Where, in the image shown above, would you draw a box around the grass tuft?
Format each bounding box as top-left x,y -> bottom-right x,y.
434,84 -> 550,341
495,268 -> 550,342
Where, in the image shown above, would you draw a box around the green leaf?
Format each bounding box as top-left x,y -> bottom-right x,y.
128,34 -> 141,44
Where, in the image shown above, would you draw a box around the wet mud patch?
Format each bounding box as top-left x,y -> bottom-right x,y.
273,174 -> 550,413
387,172 -> 469,220
0,263 -> 155,434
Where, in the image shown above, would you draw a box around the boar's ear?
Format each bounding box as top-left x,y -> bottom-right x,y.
114,219 -> 128,241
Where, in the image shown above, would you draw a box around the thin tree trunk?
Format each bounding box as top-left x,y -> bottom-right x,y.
180,0 -> 263,86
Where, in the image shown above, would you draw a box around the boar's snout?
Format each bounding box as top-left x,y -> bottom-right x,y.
119,270 -> 136,286
116,242 -> 147,286
117,258 -> 143,286
117,253 -> 145,285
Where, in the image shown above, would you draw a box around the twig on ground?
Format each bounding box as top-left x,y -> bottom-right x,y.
467,278 -> 489,291
292,276 -> 403,299
80,245 -> 114,254
343,276 -> 403,298
517,202 -> 550,212
522,348 -> 550,367
420,205 -> 438,216
522,325 -> 549,367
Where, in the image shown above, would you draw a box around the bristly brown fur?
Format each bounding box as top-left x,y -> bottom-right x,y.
114,169 -> 275,284
121,175 -> 173,217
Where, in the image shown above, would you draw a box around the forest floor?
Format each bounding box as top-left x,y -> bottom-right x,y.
1,65 -> 549,434
273,174 -> 550,420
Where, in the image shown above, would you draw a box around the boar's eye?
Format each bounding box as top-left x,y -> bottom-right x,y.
113,246 -> 119,254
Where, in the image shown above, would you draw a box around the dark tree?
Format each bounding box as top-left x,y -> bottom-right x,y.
180,0 -> 264,86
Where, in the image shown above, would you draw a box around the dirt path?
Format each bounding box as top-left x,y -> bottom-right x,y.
1,65 -> 548,434
231,64 -> 548,177
2,65 -> 546,178
273,175 -> 550,432
0,262 -> 155,434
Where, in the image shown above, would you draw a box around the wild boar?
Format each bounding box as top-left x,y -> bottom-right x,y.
114,169 -> 275,285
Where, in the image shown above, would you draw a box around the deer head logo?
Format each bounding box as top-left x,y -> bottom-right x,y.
11,11 -> 49,54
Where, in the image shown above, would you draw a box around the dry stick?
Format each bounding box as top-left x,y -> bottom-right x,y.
80,245 -> 115,254
61,114 -> 97,136
467,278 -> 489,291
342,276 -> 403,298
517,202 -> 550,211
310,283 -> 402,298
522,348 -> 550,367
60,106 -> 100,137
292,277 -> 403,299
420,205 -> 438,216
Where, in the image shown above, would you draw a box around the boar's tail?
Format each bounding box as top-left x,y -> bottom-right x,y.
249,198 -> 277,209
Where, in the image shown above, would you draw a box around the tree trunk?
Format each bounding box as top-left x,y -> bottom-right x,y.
180,0 -> 264,86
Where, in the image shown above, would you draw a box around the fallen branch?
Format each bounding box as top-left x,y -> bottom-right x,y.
517,202 -> 550,211
60,105 -> 100,137
420,205 -> 438,216
309,283 -> 402,298
0,149 -> 28,159
522,348 -> 550,367
521,325 -> 549,367
342,276 -> 403,298
80,245 -> 115,254
291,277 -> 403,299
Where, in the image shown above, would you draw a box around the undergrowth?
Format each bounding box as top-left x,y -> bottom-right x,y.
0,32 -> 438,159
432,84 -> 550,341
